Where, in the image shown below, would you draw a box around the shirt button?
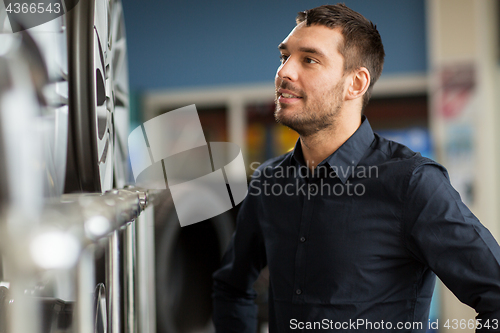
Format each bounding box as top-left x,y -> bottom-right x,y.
300,236 -> 306,243
296,289 -> 302,295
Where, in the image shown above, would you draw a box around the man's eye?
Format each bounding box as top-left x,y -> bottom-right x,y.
305,58 -> 318,64
280,55 -> 289,63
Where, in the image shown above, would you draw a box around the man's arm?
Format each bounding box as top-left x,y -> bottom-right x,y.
403,160 -> 500,332
212,176 -> 267,333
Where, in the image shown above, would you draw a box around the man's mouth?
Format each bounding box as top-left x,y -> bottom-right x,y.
278,89 -> 302,100
281,93 -> 300,98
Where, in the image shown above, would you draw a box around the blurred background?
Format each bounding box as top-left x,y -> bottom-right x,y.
120,0 -> 500,332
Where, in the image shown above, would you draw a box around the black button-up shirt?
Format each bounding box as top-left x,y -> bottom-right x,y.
212,118 -> 500,332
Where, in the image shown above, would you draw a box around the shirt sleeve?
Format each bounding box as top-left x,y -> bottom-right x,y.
212,174 -> 267,333
403,161 -> 500,332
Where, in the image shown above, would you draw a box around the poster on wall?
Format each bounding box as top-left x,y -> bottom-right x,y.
435,63 -> 476,206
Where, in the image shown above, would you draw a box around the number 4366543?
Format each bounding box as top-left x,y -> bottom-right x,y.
6,2 -> 61,14
443,318 -> 499,330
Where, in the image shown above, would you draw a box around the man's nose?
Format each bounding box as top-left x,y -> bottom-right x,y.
277,58 -> 298,82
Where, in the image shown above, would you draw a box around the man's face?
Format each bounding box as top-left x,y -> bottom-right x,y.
275,23 -> 347,136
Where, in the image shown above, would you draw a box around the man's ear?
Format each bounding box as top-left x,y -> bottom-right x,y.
345,67 -> 370,101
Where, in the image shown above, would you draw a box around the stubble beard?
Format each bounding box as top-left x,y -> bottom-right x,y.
274,80 -> 345,137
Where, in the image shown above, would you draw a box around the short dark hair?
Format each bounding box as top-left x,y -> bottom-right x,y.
296,4 -> 385,109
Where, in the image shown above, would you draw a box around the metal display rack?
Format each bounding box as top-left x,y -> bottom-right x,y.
0,187 -> 159,333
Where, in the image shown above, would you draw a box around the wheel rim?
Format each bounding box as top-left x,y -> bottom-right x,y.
94,283 -> 107,333
30,16 -> 69,198
94,0 -> 113,192
93,0 -> 129,192
0,3 -> 69,202
110,0 -> 130,189
0,1 -> 9,33
0,18 -> 69,216
65,0 -> 130,193
0,33 -> 45,215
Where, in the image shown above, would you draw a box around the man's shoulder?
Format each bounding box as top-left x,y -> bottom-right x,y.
372,133 -> 447,177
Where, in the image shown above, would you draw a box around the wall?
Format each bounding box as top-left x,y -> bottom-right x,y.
121,0 -> 427,91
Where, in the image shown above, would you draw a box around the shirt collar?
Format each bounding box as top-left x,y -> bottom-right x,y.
277,116 -> 375,183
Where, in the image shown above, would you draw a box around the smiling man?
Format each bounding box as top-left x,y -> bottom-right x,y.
212,4 -> 500,333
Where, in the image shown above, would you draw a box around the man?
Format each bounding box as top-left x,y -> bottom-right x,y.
212,4 -> 500,332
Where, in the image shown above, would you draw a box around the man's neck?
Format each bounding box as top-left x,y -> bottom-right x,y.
300,113 -> 362,170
